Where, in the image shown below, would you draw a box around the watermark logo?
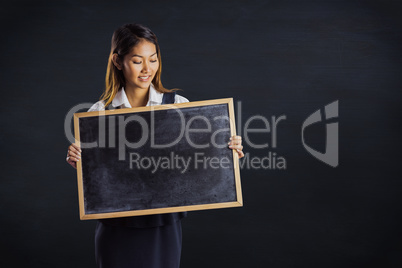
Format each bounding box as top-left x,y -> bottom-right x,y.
65,99 -> 339,172
301,100 -> 339,167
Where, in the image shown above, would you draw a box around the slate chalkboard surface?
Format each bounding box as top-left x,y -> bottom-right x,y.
74,98 -> 242,220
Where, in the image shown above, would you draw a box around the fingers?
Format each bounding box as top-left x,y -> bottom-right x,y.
68,143 -> 81,159
66,143 -> 82,169
68,149 -> 81,162
66,157 -> 77,169
229,135 -> 242,144
228,136 -> 243,150
236,148 -> 245,159
70,143 -> 81,154
228,135 -> 244,159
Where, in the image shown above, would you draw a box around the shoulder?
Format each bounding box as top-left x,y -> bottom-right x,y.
88,100 -> 106,112
174,93 -> 189,103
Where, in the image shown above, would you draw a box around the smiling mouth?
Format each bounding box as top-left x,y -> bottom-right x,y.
139,75 -> 151,81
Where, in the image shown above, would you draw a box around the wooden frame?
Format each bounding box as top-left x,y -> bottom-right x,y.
74,98 -> 242,220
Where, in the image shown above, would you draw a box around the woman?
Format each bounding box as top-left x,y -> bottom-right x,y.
66,23 -> 244,268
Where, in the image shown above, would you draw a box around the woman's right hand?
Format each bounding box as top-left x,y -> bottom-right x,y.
66,143 -> 81,169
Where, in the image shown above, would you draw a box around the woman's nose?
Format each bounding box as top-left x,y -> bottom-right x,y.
142,62 -> 150,73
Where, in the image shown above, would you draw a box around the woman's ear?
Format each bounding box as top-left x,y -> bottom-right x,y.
112,53 -> 122,70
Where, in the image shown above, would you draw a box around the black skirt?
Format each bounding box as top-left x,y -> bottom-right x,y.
95,218 -> 183,268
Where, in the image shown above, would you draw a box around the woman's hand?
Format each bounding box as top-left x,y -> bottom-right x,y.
228,135 -> 244,159
66,143 -> 81,169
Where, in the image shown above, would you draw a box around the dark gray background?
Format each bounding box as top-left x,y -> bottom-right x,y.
1,0 -> 401,267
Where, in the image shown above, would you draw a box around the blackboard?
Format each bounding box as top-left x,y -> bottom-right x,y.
74,98 -> 242,220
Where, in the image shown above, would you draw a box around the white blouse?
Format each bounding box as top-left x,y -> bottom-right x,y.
88,84 -> 189,112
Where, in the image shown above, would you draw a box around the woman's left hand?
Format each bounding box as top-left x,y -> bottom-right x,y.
228,135 -> 244,159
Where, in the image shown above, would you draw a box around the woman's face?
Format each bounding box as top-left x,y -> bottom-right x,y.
120,40 -> 159,91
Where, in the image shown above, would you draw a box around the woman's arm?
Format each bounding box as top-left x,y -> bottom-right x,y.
66,102 -> 102,169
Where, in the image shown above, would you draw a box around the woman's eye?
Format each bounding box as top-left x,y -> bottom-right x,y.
133,61 -> 142,64
150,59 -> 157,63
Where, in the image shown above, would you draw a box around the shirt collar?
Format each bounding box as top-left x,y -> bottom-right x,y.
147,83 -> 164,106
111,84 -> 163,108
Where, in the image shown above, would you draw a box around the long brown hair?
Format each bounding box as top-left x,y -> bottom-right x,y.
100,23 -> 175,107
